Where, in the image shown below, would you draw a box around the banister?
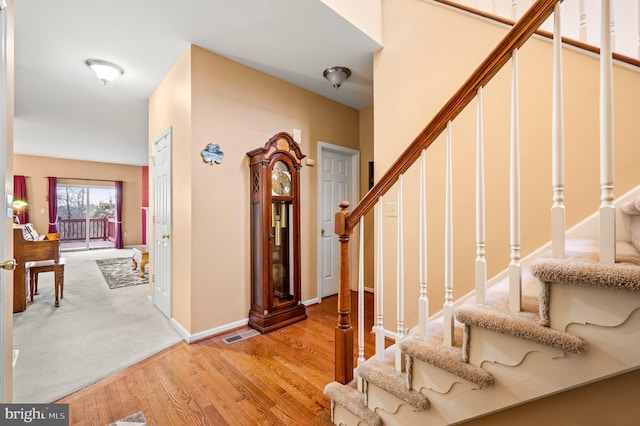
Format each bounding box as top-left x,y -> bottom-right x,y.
345,0 -> 562,231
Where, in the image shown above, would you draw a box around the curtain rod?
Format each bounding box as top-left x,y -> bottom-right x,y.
47,177 -> 120,183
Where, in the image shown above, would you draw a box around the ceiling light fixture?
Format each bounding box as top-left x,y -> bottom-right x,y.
323,66 -> 351,89
85,59 -> 124,85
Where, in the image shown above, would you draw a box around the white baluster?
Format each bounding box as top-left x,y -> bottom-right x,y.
419,149 -> 429,336
600,0 -> 616,265
396,175 -> 406,372
579,0 -> 587,43
476,87 -> 487,304
552,2 -> 566,259
356,215 -> 365,392
610,1 -> 616,52
511,0 -> 518,20
637,0 -> 640,58
374,199 -> 386,363
357,216 -> 365,368
509,49 -> 522,312
443,121 -> 455,347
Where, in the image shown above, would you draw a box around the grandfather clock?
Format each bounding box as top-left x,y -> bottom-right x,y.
247,132 -> 307,333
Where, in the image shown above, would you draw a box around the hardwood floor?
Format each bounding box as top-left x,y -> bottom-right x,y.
58,292 -> 376,425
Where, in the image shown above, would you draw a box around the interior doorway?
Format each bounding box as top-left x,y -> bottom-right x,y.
152,127 -> 172,319
56,183 -> 116,251
317,142 -> 360,300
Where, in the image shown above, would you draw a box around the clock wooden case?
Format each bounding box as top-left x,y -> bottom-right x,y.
246,132 -> 307,333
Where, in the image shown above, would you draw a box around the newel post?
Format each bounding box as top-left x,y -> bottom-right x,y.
335,200 -> 354,384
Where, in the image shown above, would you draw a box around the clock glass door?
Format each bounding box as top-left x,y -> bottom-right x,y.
272,199 -> 293,307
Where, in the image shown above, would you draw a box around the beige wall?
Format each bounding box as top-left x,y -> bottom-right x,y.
149,45 -> 361,335
359,107 -> 375,289
3,0 -> 14,401
375,0 -> 640,330
13,155 -> 144,247
148,48 -> 192,331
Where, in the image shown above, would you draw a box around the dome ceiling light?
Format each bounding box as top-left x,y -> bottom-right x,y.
85,59 -> 124,85
323,66 -> 351,89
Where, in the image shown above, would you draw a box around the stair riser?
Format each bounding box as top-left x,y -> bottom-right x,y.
366,382 -> 447,426
332,405 -> 368,426
467,327 -> 564,368
410,359 -> 475,394
548,282 -> 640,331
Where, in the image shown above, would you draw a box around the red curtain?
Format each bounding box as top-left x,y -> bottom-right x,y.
13,175 -> 29,224
115,180 -> 124,249
48,177 -> 58,233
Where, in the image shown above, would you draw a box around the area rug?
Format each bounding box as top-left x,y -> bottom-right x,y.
96,257 -> 149,289
107,410 -> 148,425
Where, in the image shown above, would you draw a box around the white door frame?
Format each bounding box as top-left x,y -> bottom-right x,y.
0,0 -> 11,403
151,127 -> 172,318
317,141 -> 360,302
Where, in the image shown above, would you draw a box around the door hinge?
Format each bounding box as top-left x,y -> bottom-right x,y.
152,274 -> 155,283
152,215 -> 156,224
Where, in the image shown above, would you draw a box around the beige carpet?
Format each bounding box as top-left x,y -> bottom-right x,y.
12,248 -> 182,403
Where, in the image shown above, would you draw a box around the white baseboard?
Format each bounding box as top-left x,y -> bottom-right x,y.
170,298 -> 322,343
303,297 -> 319,306
171,317 -> 250,343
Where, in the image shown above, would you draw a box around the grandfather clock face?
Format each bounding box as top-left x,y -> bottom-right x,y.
271,161 -> 292,196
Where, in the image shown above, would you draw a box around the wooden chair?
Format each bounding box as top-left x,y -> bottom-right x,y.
25,258 -> 66,307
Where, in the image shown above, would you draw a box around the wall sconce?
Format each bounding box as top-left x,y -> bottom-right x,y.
85,59 -> 124,85
323,66 -> 351,89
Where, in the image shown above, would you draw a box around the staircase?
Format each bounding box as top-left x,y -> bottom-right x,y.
323,0 -> 640,424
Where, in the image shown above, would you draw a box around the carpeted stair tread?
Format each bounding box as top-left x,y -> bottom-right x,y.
531,255 -> 640,292
620,197 -> 640,216
621,197 -> 640,252
324,381 -> 382,426
455,303 -> 586,354
358,359 -> 430,410
556,239 -> 640,266
400,335 -> 495,387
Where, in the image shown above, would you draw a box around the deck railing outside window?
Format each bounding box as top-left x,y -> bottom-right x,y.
57,217 -> 116,243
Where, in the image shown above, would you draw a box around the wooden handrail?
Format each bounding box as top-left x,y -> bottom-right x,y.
333,0 -> 563,386
433,0 -> 640,69
345,0 -> 562,231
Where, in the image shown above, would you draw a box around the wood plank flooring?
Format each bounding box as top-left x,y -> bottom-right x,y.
58,292 -> 376,425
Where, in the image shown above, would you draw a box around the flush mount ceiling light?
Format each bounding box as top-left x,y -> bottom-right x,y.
85,59 -> 124,85
323,66 -> 351,89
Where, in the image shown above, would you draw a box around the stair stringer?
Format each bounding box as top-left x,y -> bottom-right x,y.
355,295 -> 640,425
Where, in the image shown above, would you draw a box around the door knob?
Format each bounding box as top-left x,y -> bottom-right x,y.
321,229 -> 325,236
161,233 -> 170,239
1,259 -> 17,271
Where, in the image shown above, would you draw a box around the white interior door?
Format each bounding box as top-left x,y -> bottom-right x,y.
152,128 -> 172,318
318,143 -> 358,299
0,0 -> 11,402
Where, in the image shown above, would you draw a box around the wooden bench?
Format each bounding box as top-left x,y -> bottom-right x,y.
25,258 -> 66,308
132,248 -> 149,278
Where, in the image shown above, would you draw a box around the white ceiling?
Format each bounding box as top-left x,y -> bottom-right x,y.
13,0 -> 381,166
